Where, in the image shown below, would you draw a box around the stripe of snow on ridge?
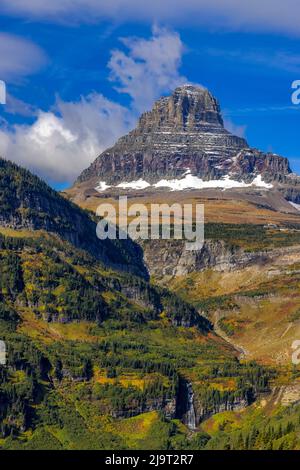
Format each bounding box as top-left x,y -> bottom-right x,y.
251,175 -> 273,189
95,181 -> 111,191
116,179 -> 151,190
154,174 -> 273,191
95,174 -> 273,192
289,201 -> 300,211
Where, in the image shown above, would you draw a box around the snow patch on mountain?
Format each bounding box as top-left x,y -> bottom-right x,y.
117,179 -> 151,190
95,172 -> 273,193
153,172 -> 272,190
289,201 -> 300,211
95,181 -> 111,191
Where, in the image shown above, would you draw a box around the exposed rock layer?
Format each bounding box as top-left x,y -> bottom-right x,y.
139,239 -> 300,279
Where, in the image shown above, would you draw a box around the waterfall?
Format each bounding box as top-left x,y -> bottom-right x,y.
185,382 -> 196,431
176,377 -> 197,430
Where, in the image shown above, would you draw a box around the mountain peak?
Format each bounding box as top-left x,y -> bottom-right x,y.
75,86 -> 297,198
173,83 -> 214,100
173,83 -> 208,98
137,84 -> 224,132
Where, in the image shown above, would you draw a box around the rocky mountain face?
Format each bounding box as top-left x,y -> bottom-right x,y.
140,238 -> 300,279
76,85 -> 298,199
140,239 -> 264,279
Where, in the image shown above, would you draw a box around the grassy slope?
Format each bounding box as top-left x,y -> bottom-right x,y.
63,189 -> 300,226
169,258 -> 300,365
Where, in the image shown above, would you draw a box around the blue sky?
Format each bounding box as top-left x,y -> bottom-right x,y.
0,1 -> 299,188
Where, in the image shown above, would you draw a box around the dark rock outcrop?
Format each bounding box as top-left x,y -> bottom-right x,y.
194,394 -> 249,424
111,397 -> 177,420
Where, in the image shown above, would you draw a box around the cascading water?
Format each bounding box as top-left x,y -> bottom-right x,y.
185,382 -> 196,431
176,377 -> 197,431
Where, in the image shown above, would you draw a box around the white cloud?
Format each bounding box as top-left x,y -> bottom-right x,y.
0,93 -> 133,183
223,118 -> 247,138
0,32 -> 47,81
2,1 -> 300,37
5,93 -> 38,117
108,26 -> 187,112
0,28 -> 187,183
